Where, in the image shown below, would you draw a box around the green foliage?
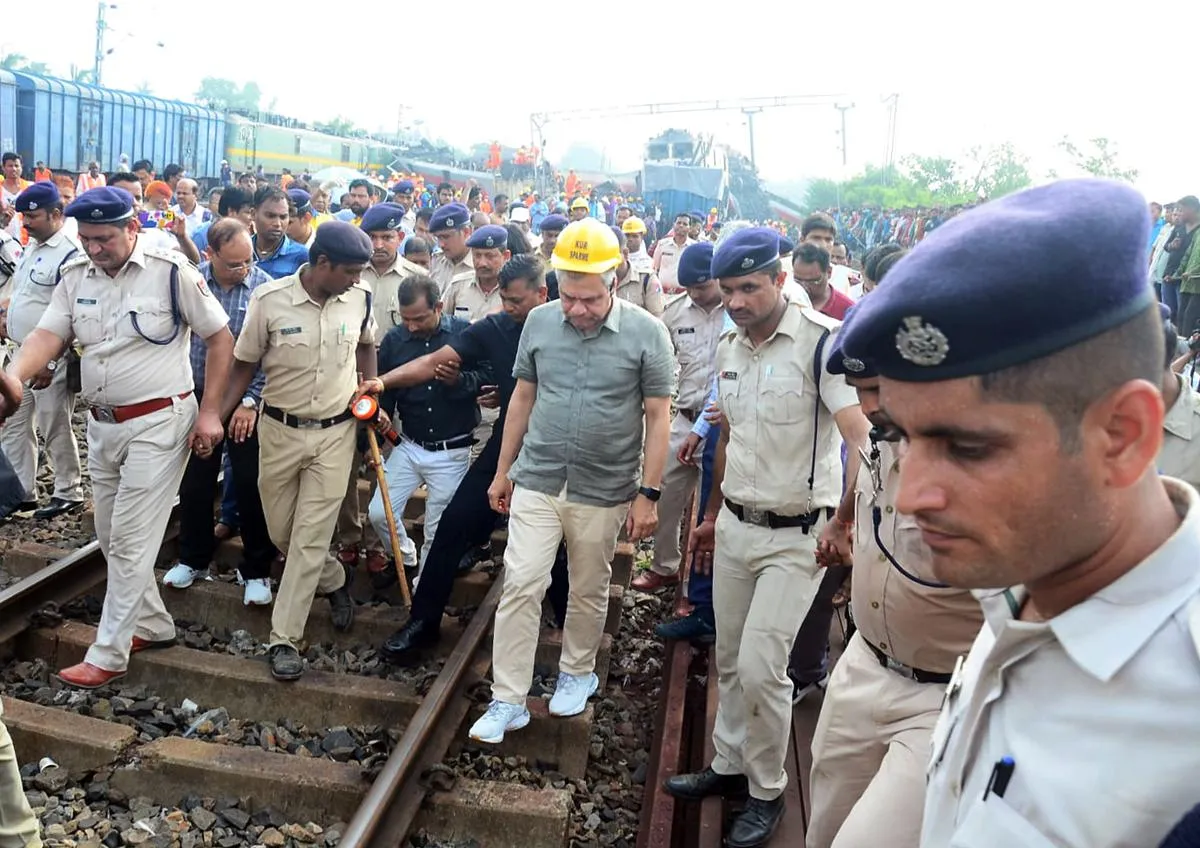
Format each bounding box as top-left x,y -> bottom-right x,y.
315,116 -> 357,136
68,64 -> 96,84
1054,136 -> 1138,182
0,54 -> 50,74
195,78 -> 262,112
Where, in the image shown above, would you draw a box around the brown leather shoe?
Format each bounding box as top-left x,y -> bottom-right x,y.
631,570 -> 680,592
131,636 -> 177,654
336,544 -> 360,566
56,662 -> 126,689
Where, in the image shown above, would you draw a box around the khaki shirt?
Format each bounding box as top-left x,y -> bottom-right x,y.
652,236 -> 696,290
430,249 -> 474,294
37,235 -> 229,407
443,275 -> 502,323
361,253 -> 427,344
851,439 -> 984,673
717,302 -> 858,514
661,292 -> 724,412
7,227 -> 82,344
614,264 -> 665,316
1159,373 -> 1200,490
234,267 -> 376,420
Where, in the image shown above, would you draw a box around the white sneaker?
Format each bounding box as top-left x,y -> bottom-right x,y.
548,672 -> 599,717
468,700 -> 530,744
163,563 -> 204,588
242,578 -> 272,606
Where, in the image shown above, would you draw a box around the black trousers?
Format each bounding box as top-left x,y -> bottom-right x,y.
410,434 -> 569,626
788,564 -> 852,683
1180,292 -> 1200,337
178,394 -> 277,578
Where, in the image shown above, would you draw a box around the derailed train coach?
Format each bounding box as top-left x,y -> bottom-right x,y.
7,72 -> 225,180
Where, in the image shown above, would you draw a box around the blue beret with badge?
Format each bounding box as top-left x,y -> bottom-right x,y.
312,219 -> 373,264
394,180 -> 414,193
678,242 -> 715,287
15,181 -> 60,213
65,186 -> 136,223
360,202 -> 406,233
540,213 -> 569,233
710,226 -> 781,279
467,224 -> 508,250
287,188 -> 311,213
429,202 -> 469,232
838,179 -> 1156,383
825,306 -> 878,378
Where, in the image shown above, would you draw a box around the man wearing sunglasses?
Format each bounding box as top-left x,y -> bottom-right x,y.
0,181 -> 85,519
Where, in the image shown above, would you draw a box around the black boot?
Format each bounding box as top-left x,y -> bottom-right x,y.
663,767 -> 748,801
381,618 -> 441,663
726,796 -> 784,848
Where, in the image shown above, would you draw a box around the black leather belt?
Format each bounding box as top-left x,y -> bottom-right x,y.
403,433 -> 474,452
724,498 -> 829,533
865,640 -> 953,685
677,407 -> 701,423
263,404 -> 354,430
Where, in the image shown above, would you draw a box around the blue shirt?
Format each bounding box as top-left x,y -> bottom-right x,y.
191,262 -> 271,401
192,220 -> 213,253
253,235 -> 308,280
691,312 -> 738,441
1150,218 -> 1166,256
378,315 -> 489,444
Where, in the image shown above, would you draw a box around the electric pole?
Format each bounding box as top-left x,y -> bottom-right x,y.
833,103 -> 854,221
94,2 -> 108,84
742,107 -> 763,168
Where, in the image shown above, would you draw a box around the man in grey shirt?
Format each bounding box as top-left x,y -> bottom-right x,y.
470,219 -> 675,744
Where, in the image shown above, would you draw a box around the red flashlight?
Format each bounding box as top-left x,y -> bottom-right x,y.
352,395 -> 401,446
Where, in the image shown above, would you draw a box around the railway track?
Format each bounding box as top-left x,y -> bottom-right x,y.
0,483 -> 648,848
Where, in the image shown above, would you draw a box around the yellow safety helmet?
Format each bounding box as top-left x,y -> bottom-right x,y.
621,216 -> 647,235
551,218 -> 622,274
570,197 -> 589,210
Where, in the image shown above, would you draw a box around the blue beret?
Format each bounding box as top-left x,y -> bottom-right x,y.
312,220 -> 373,264
360,202 -> 406,233
779,236 -> 795,256
467,224 -> 508,250
65,186 -> 135,224
689,210 -> 705,222
1160,302 -> 1173,323
287,188 -> 311,212
678,242 -> 715,287
15,181 -> 60,213
710,227 -> 780,279
825,306 -> 878,378
838,179 -> 1156,383
393,180 -> 414,193
429,202 -> 469,232
540,213 -> 568,232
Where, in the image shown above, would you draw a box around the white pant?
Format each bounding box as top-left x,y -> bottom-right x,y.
0,357 -> 82,503
650,411 -> 701,575
367,437 -> 470,575
469,406 -> 499,463
86,396 -> 196,671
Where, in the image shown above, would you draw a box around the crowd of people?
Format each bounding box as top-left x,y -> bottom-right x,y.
1,143 -> 1199,848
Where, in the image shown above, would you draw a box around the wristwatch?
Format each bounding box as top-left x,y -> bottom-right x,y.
638,485 -> 662,502
45,359 -> 57,372
240,396 -> 256,409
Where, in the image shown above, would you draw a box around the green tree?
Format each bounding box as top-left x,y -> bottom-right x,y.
195,78 -> 262,112
1,54 -> 50,74
315,116 -> 357,136
1055,136 -> 1138,182
902,155 -> 960,198
69,64 -> 96,84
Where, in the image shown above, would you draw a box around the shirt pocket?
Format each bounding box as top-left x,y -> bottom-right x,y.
123,296 -> 177,343
759,377 -> 807,425
273,329 -> 313,368
717,374 -> 744,426
72,303 -> 105,346
949,796 -> 1057,848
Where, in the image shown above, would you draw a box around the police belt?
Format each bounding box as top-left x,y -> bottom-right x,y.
402,432 -> 474,452
90,392 -> 192,424
865,640 -> 953,685
723,498 -> 830,533
263,404 -> 354,430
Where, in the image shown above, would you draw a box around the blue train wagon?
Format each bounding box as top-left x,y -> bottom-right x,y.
0,71 -> 16,159
11,73 -> 225,180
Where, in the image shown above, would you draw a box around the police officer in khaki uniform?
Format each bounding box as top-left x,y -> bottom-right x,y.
664,228 -> 870,848
633,241 -> 724,592
428,203 -> 474,295
222,221 -> 376,681
612,227 -> 665,316
1159,308 -> 1200,489
0,182 -> 85,519
805,338 -> 984,848
534,214 -> 568,290
0,698 -> 40,848
0,186 -> 233,688
333,203 -> 425,572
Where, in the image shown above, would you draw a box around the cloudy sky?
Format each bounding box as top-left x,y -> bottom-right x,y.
7,0 -> 1197,200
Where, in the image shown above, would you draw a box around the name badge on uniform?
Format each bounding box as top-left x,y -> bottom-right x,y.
455,306 -> 469,313
279,326 -> 303,335
76,298 -> 98,305
677,327 -> 696,335
720,370 -> 738,381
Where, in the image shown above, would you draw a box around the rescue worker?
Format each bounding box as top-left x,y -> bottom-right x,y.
632,242 -> 724,592
221,221 -> 376,681
0,182 -> 85,519
428,203 -> 474,294
805,328 -> 984,848
836,179 -> 1200,847
664,228 -> 870,848
0,186 -> 233,688
468,219 -> 675,744
611,227 -> 665,316
622,216 -> 652,273
568,197 -> 590,222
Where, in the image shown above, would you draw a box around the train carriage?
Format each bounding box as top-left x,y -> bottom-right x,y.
223,114 -> 393,177
0,71 -> 17,159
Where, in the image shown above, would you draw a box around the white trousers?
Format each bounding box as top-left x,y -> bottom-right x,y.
650,411 -> 700,575
368,437 -> 471,574
0,357 -> 82,502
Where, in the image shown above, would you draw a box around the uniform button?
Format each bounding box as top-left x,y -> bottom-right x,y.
878,554 -> 886,562
871,601 -> 879,609
885,505 -> 894,514
879,641 -> 888,651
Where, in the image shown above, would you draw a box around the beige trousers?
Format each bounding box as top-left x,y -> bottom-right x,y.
86,398 -> 195,671
258,415 -> 356,648
649,411 -> 700,575
806,633 -> 942,848
490,486 -> 627,704
0,700 -> 41,848
711,505 -> 824,800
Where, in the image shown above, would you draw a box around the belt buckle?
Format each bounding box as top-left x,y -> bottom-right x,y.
297,418 -> 322,430
92,405 -> 117,423
885,655 -> 914,679
743,507 -> 769,527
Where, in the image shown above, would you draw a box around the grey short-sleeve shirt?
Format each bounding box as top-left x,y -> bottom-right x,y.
510,297 -> 675,506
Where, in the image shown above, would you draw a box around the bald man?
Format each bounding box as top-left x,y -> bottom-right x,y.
173,178 -> 212,237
